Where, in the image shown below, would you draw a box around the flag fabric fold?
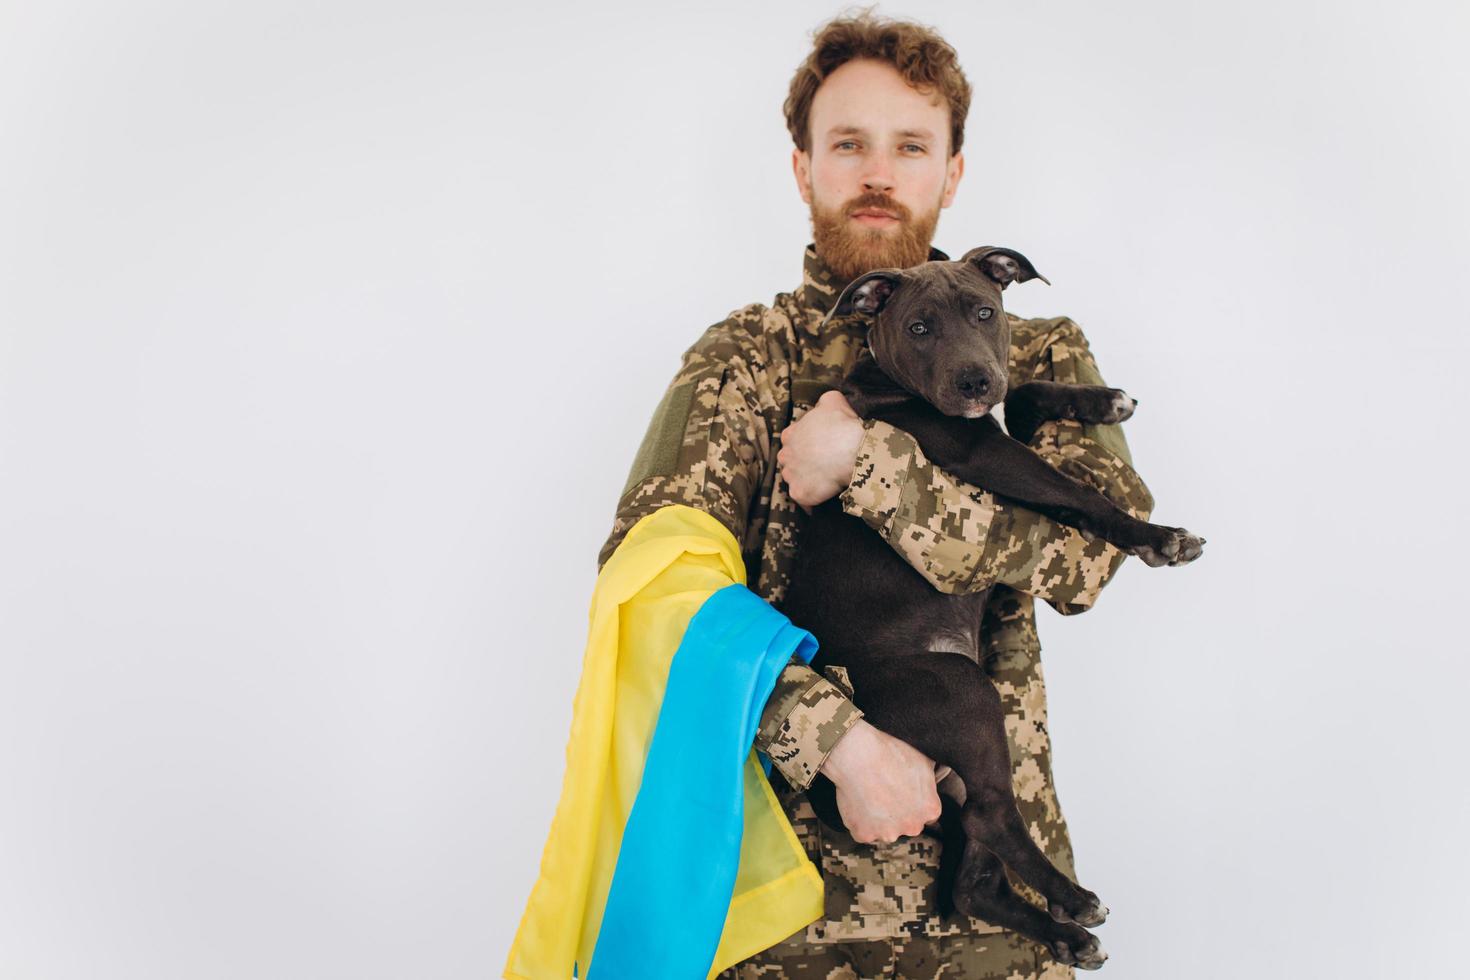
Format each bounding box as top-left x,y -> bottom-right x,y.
504,504 -> 825,980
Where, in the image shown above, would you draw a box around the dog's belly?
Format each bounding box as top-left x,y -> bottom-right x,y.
780,500 -> 989,667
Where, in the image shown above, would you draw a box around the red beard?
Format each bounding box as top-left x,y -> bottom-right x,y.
809,190 -> 941,283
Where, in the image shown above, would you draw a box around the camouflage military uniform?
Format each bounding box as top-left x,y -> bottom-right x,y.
597,244 -> 1155,979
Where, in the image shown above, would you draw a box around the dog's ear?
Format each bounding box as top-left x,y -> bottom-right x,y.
824,269 -> 904,323
961,246 -> 1050,289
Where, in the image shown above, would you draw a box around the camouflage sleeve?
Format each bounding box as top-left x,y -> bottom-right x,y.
838,316 -> 1156,615
752,656 -> 865,790
597,310 -> 863,787
597,311 -> 772,570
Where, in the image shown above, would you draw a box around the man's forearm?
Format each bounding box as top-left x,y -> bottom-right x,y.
839,416 -> 1153,611
837,312 -> 1156,612
753,657 -> 865,790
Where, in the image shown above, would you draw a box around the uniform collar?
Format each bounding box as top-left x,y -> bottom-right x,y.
792,242 -> 951,332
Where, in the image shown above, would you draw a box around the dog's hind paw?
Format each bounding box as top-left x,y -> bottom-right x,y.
1051,935 -> 1108,971
1132,527 -> 1205,567
1052,898 -> 1109,928
1073,935 -> 1108,971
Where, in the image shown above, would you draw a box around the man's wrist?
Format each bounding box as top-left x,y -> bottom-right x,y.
838,418 -> 889,513
818,717 -> 874,786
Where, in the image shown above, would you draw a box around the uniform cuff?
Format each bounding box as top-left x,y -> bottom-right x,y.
839,418 -> 905,531
757,673 -> 865,791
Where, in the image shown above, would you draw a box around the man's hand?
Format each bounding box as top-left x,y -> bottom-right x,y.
819,718 -> 944,844
777,390 -> 865,510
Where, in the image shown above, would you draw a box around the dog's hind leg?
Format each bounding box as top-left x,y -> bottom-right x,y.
932,792 -> 965,917
844,652 -> 1108,930
953,839 -> 1107,970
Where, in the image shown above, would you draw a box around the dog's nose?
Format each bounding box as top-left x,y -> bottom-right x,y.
955,372 -> 990,398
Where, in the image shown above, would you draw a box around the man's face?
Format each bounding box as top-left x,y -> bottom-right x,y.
793,58 -> 965,284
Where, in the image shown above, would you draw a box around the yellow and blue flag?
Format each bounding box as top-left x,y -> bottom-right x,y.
504,504 -> 825,979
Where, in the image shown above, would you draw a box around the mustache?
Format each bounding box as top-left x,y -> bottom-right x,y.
846,194 -> 911,220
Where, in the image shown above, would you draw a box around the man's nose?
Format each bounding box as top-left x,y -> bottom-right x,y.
862,155 -> 895,193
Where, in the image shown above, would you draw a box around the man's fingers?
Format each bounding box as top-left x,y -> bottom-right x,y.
851,821 -> 929,844
816,389 -> 855,414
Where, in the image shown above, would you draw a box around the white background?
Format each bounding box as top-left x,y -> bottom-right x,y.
3,1 -> 1467,977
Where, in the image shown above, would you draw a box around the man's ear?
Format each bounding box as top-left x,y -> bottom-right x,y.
824,269 -> 904,323
792,148 -> 812,205
960,246 -> 1050,289
941,150 -> 964,208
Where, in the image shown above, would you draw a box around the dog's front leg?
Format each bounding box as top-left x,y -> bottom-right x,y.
1003,380 -> 1137,445
935,419 -> 1203,567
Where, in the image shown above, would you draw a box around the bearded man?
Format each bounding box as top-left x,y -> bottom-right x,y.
595,12 -> 1154,979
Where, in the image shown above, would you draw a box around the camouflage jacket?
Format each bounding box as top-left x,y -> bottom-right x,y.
597,243 -> 1155,942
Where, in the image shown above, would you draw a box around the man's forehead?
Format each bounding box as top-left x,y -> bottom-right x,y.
809,59 -> 948,130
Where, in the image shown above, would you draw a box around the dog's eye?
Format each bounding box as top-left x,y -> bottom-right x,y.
908,321 -> 928,335
977,307 -> 993,321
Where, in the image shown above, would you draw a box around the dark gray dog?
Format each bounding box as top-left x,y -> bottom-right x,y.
777,246 -> 1204,970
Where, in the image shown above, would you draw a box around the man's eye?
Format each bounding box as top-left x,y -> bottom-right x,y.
836,140 -> 858,150
902,144 -> 925,153
909,322 -> 928,335
977,307 -> 993,321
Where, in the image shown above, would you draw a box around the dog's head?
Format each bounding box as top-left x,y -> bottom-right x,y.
825,246 -> 1048,418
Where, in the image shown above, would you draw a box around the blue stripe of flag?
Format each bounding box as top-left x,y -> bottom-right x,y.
585,583 -> 817,979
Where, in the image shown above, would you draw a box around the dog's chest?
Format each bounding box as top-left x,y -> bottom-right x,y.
926,625 -> 984,665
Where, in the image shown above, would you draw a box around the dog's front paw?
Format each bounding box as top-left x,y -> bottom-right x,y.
1167,530 -> 1206,566
1100,388 -> 1136,424
1131,527 -> 1206,567
1065,387 -> 1136,425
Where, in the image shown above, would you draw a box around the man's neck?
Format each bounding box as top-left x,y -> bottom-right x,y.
793,242 -> 951,318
